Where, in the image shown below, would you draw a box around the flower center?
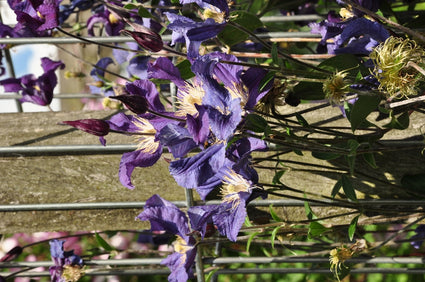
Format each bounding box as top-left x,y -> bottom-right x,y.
133,117 -> 159,154
173,235 -> 193,254
176,82 -> 205,117
220,171 -> 252,208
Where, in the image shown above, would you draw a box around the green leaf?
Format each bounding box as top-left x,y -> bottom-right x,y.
331,179 -> 342,198
350,95 -> 381,131
217,11 -> 263,47
384,111 -> 410,130
341,175 -> 357,201
258,71 -> 275,92
269,205 -> 283,222
308,221 -> 328,238
304,200 -> 317,220
345,155 -> 356,175
205,269 -> 219,282
347,139 -> 360,156
95,233 -> 114,252
137,6 -> 153,18
271,43 -> 279,65
348,215 -> 360,241
293,149 -> 303,156
244,216 -> 253,227
176,59 -> 195,80
245,113 -> 270,134
246,231 -> 260,252
293,81 -> 325,101
123,3 -> 138,9
295,113 -> 309,127
318,54 -> 368,76
363,152 -> 377,168
272,170 -> 285,185
400,173 -> 425,195
271,225 -> 282,249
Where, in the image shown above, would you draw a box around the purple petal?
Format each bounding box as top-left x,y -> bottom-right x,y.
125,80 -> 165,112
119,147 -> 162,189
137,194 -> 190,239
169,143 -> 225,199
148,57 -> 186,87
158,124 -> 198,158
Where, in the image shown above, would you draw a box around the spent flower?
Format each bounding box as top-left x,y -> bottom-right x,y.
323,70 -> 351,105
370,36 -> 425,98
49,239 -> 84,282
329,239 -> 366,281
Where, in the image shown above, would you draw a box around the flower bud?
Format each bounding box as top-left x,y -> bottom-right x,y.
120,29 -> 163,52
0,246 -> 23,262
61,119 -> 110,136
109,94 -> 149,114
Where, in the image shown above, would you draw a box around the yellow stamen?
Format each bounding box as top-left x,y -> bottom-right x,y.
176,82 -> 205,117
203,8 -> 226,23
62,265 -> 84,282
132,117 -> 159,153
220,171 -> 252,209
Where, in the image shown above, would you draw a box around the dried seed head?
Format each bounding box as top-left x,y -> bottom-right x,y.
323,70 -> 350,105
370,36 -> 425,98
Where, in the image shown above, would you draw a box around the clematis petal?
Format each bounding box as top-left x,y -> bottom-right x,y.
118,147 -> 163,189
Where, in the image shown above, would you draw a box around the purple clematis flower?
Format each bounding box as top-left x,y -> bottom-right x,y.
89,57 -> 116,96
106,79 -> 179,189
87,6 -> 125,36
106,112 -> 166,189
310,13 -> 389,55
0,52 -> 4,77
6,0 -> 61,36
61,119 -> 110,145
137,194 -> 217,282
49,239 -> 84,282
0,57 -> 64,106
165,12 -> 226,59
112,42 -> 150,79
170,142 -> 226,200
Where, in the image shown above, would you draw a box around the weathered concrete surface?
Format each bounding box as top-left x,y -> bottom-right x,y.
0,110 -> 185,233
0,106 -> 424,233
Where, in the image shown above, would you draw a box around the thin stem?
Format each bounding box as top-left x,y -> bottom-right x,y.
56,45 -> 131,82
227,21 -> 331,74
370,215 -> 425,250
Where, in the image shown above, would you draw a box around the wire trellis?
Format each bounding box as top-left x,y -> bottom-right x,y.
1,12 -> 425,282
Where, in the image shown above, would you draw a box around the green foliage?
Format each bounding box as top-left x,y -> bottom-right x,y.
384,111 -> 410,130
349,95 -> 381,131
308,221 -> 329,239
348,215 -> 360,241
245,113 -> 271,136
332,175 -> 357,201
217,11 -> 263,47
176,59 -> 195,79
95,232 -> 115,252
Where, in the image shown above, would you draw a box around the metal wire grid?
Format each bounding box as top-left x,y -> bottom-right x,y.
1,14 -> 424,281
2,256 -> 425,279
